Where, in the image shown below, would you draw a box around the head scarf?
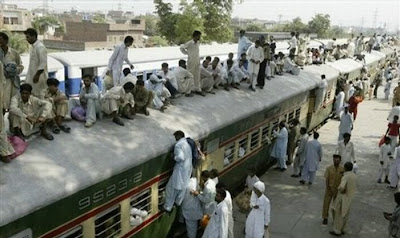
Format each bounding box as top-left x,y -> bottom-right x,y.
253,181 -> 265,193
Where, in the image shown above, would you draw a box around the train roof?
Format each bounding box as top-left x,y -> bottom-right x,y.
326,59 -> 363,74
0,62 -> 339,226
20,54 -> 65,75
364,51 -> 385,66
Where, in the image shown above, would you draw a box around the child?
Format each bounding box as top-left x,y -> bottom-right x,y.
378,136 -> 392,184
235,167 -> 260,213
368,84 -> 374,100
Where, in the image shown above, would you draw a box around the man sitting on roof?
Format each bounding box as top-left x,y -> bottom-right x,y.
68,74 -> 101,128
283,54 -> 298,74
121,68 -> 138,86
200,60 -> 215,94
9,83 -> 53,140
174,59 -> 194,97
145,75 -> 169,112
101,82 -> 135,126
133,79 -> 153,116
207,57 -> 223,89
221,59 -> 240,91
157,63 -> 178,98
40,78 -> 70,134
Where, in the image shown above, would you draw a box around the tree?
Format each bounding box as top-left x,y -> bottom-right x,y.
92,14 -> 106,24
154,0 -> 178,43
32,15 -> 61,35
308,14 -> 331,38
174,1 -> 204,44
141,14 -> 159,36
201,0 -> 233,43
0,30 -> 29,54
147,36 -> 169,47
246,23 -> 264,32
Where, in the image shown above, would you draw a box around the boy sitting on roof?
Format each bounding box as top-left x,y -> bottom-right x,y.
9,83 -> 53,140
101,82 -> 135,126
68,74 -> 101,128
121,68 -> 138,86
40,78 -> 71,133
133,79 -> 153,116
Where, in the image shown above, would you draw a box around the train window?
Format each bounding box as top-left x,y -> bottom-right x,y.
130,188 -> 152,216
288,110 -> 295,123
158,179 -> 168,207
295,108 -> 301,120
58,226 -> 83,238
224,142 -> 235,166
94,205 -> 121,238
238,136 -> 248,158
324,90 -> 332,104
271,119 -> 279,137
250,130 -> 260,150
261,124 -> 270,143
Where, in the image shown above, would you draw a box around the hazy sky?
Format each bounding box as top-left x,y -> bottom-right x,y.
9,0 -> 400,31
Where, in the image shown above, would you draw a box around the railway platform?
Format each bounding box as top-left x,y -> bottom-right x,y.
232,80 -> 397,238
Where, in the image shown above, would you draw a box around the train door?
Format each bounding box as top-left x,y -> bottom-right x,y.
81,67 -> 101,90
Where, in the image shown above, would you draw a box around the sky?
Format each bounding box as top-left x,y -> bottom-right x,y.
8,0 -> 400,31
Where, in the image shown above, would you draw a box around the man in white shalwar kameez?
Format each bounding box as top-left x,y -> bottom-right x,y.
335,89 -> 345,118
24,28 -> 48,97
121,68 -> 138,86
292,127 -> 309,177
330,162 -> 357,236
245,181 -> 271,238
173,60 -> 194,97
315,75 -> 328,111
163,130 -> 193,212
270,122 -> 288,171
336,133 -> 356,163
200,60 -> 215,94
216,183 -> 234,238
247,40 -> 264,91
193,170 -> 216,216
157,63 -> 178,97
389,147 -> 400,189
181,177 -> 203,238
107,36 -> 134,86
388,102 -> 400,122
145,75 -> 170,111
202,189 -> 229,238
207,58 -> 223,88
237,30 -> 252,59
338,107 -> 353,141
377,136 -> 392,184
180,31 -> 203,95
300,132 -> 323,185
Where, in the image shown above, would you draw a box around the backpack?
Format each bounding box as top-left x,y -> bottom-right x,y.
186,137 -> 200,168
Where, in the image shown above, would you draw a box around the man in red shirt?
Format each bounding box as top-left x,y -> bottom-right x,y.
386,115 -> 400,154
348,92 -> 363,121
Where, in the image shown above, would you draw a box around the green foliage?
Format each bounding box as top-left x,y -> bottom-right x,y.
155,0 -> 233,44
269,17 -> 308,33
174,1 -> 204,44
141,14 -> 159,36
308,14 -> 331,38
32,15 -> 61,35
246,23 -> 264,32
92,14 -> 106,24
0,29 -> 29,54
147,35 -> 169,47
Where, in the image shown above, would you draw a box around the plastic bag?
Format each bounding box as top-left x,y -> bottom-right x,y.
71,106 -> 86,122
8,136 -> 28,159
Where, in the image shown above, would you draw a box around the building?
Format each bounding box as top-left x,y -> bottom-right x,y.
0,4 -> 32,32
44,19 -> 145,51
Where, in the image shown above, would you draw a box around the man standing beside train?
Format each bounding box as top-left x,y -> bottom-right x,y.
24,28 -> 48,97
107,36 -> 134,86
271,122 -> 288,171
180,31 -> 204,96
163,130 -> 193,213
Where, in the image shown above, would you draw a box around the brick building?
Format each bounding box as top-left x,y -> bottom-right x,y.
44,19 -> 145,51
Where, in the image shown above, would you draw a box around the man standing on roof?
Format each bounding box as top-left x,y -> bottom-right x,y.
24,28 -> 48,97
180,31 -> 204,96
238,30 -> 252,59
0,32 -> 23,114
163,130 -> 193,213
107,36 -> 134,87
247,40 -> 264,92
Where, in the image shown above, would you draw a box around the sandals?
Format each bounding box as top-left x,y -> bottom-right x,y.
60,125 -> 71,133
51,125 -> 61,134
41,132 -> 54,141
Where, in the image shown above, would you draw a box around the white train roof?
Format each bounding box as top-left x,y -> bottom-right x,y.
326,58 -> 363,74
0,63 -> 339,226
20,54 -> 65,77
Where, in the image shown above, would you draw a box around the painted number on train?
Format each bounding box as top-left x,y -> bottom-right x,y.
78,172 -> 142,210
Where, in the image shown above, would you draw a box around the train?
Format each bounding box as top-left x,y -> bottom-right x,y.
1,40 -> 398,238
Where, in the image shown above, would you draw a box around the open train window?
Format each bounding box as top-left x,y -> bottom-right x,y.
238,136 -> 248,158
224,142 -> 235,167
261,124 -> 270,143
271,119 -> 279,138
58,226 -> 83,238
250,130 -> 260,150
295,107 -> 301,120
324,89 -> 332,104
158,179 -> 168,207
130,188 -> 152,216
95,205 -> 121,238
288,110 -> 295,123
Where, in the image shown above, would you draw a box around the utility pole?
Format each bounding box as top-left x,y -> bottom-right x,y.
373,8 -> 378,29
43,0 -> 48,15
118,0 -> 122,11
360,16 -> 364,32
278,14 -> 282,24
